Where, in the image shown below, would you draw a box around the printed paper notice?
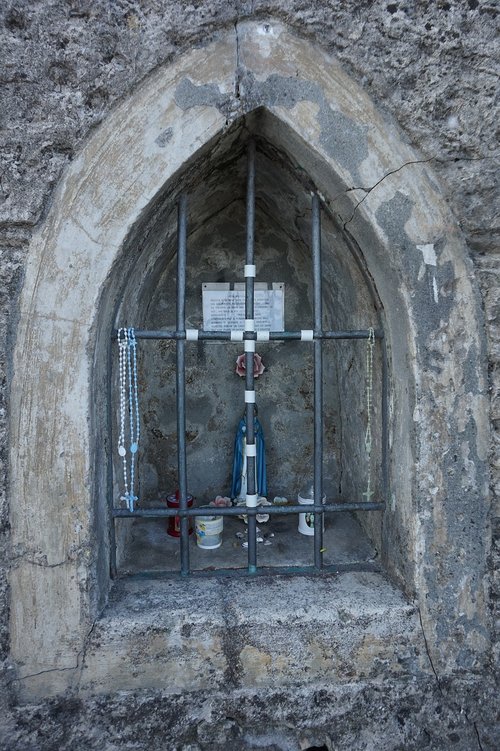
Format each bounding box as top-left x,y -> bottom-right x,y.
202,283 -> 284,331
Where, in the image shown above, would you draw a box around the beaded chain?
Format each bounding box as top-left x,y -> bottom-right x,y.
363,327 -> 375,502
117,327 -> 140,511
127,327 -> 139,511
118,328 -> 129,503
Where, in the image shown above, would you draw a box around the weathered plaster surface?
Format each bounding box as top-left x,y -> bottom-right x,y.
0,2 -> 498,748
8,19 -> 490,689
79,573 -> 430,695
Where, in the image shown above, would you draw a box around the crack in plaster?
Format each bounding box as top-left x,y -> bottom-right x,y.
338,152 -> 500,229
340,157 -> 435,229
71,216 -> 100,246
76,615 -> 101,691
7,609 -> 103,689
11,546 -> 88,569
20,558 -> 68,569
8,662 -> 79,686
417,606 -> 485,751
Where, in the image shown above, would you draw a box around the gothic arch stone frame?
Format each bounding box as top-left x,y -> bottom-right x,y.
9,21 -> 490,697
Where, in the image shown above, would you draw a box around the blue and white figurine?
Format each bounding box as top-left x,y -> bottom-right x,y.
231,409 -> 267,500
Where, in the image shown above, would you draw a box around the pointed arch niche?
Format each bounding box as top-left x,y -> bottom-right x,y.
10,22 -> 490,699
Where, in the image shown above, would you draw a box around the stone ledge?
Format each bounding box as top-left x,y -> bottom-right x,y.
79,571 -> 431,696
6,674 -> 497,751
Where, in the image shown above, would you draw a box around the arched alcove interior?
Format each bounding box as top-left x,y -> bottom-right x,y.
95,110 -> 385,574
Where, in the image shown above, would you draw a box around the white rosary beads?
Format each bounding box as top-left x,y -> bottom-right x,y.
117,327 -> 140,511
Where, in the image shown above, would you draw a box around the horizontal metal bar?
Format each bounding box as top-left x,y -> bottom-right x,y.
118,560 -> 382,580
113,329 -> 384,341
112,501 -> 385,518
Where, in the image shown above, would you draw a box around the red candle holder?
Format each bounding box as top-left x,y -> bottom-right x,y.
166,490 -> 194,537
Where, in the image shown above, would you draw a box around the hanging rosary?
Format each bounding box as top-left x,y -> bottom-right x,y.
363,327 -> 375,502
117,327 -> 140,511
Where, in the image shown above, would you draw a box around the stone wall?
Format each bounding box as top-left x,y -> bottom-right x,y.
0,1 -> 498,748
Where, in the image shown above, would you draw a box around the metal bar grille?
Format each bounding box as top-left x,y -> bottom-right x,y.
110,142 -> 387,578
176,194 -> 190,575
120,329 -> 384,341
245,140 -> 258,574
112,501 -> 385,518
312,193 -> 324,570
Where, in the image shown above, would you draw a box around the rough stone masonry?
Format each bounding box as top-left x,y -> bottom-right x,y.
0,2 -> 498,750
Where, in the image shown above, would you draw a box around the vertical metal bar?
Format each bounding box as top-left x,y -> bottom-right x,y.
312,193 -> 324,570
107,333 -> 117,578
245,140 -> 257,574
177,193 -> 190,576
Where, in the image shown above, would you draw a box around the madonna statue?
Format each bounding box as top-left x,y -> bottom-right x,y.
231,408 -> 267,500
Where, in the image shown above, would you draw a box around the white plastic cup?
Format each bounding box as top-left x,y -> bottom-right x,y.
298,493 -> 326,536
195,515 -> 223,549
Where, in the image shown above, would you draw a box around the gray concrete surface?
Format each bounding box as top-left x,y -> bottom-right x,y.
79,571 -> 430,696
0,3 -> 498,749
9,18 -> 490,694
121,511 -> 377,574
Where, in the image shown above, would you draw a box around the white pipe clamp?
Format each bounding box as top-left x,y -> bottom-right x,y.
246,443 -> 257,457
185,329 -> 199,341
245,390 -> 256,403
246,494 -> 258,507
301,330 -> 314,341
257,331 -> 270,341
245,319 -> 255,331
244,264 -> 256,277
231,330 -> 244,341
244,339 -> 256,353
